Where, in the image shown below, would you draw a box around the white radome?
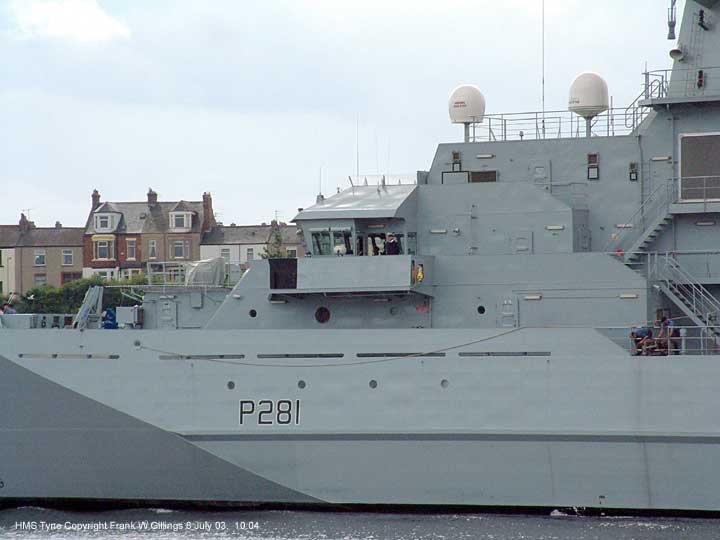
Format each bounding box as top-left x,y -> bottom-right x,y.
568,72 -> 609,118
449,85 -> 486,124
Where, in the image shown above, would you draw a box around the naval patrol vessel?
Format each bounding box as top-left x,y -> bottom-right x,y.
2,0 -> 720,512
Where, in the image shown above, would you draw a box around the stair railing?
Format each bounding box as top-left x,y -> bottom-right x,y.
604,179 -> 676,254
649,252 -> 720,327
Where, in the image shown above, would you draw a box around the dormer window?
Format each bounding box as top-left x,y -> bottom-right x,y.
170,212 -> 192,231
94,214 -> 115,232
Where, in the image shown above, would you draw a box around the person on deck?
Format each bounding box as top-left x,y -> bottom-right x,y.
658,316 -> 679,355
630,326 -> 652,355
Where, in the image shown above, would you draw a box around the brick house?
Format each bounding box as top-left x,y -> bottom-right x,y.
0,214 -> 84,296
83,188 -> 216,280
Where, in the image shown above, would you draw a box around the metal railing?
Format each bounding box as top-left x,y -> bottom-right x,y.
642,66 -> 720,100
678,175 -> 720,203
603,179 -> 677,254
649,253 -> 720,331
599,325 -> 720,356
467,108 -> 637,143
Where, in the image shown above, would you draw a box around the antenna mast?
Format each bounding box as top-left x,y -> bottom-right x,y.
356,114 -> 360,182
668,0 -> 678,40
541,0 -> 546,138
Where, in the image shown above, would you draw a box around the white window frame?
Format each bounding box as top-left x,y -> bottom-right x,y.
169,212 -> 192,231
286,247 -> 297,258
34,273 -> 47,286
148,240 -> 158,259
220,248 -> 231,263
62,249 -> 73,266
126,238 -> 137,260
173,240 -> 184,259
34,249 -> 46,266
246,248 -> 254,262
93,240 -> 114,260
94,214 -> 114,232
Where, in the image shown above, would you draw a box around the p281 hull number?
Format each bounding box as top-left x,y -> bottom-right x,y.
239,399 -> 301,426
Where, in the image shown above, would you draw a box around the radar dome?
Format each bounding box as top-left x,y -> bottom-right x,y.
568,73 -> 609,118
449,85 -> 486,124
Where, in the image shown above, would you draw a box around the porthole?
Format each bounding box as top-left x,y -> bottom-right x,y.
477,305 -> 486,315
249,309 -> 257,318
315,306 -> 331,324
133,340 -> 141,347
227,381 -> 235,390
369,379 -> 378,389
298,380 -> 306,389
441,379 -> 449,389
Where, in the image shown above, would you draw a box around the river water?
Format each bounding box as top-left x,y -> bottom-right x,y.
0,507 -> 717,539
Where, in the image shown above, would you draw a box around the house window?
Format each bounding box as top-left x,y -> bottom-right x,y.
148,240 -> 158,259
62,249 -> 73,266
34,249 -> 46,266
93,240 -> 114,260
170,212 -> 192,231
34,273 -> 47,286
221,248 -> 231,263
173,241 -> 184,259
61,272 -> 82,285
286,248 -> 297,258
94,214 -> 114,231
246,248 -> 254,261
126,239 -> 136,260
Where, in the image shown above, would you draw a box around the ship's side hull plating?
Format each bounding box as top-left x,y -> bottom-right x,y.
1,328 -> 719,511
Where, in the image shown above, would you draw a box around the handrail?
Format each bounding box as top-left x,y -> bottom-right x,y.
649,253 -> 720,328
603,179 -> 676,253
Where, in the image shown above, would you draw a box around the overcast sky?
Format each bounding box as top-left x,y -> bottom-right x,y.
0,0 -> 686,227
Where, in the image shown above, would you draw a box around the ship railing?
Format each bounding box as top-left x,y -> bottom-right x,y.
347,174 -> 417,186
677,175 -> 720,205
648,252 -> 720,328
599,325 -> 720,356
467,107 -> 633,143
603,179 -> 677,254
0,312 -> 76,330
144,260 -> 240,289
642,66 -> 720,100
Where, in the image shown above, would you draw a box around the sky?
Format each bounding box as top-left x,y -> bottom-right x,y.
0,0 -> 686,227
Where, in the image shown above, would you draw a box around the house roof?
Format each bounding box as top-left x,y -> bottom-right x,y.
86,201 -> 205,235
0,225 -> 84,248
202,225 -> 271,245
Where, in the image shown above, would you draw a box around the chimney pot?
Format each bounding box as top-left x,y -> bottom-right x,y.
147,188 -> 158,205
91,189 -> 101,209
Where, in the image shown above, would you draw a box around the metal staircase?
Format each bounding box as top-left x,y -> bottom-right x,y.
604,179 -> 675,259
649,253 -> 720,340
608,180 -> 720,346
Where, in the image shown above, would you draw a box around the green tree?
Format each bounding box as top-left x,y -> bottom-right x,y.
261,220 -> 286,259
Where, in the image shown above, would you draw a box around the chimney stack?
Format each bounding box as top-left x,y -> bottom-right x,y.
92,189 -> 101,209
147,188 -> 158,205
201,191 -> 216,231
55,221 -> 62,229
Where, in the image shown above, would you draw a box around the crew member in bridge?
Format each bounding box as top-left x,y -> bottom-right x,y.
385,233 -> 401,255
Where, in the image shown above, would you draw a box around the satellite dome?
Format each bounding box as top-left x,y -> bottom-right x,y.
333,245 -> 347,256
568,72 -> 609,118
449,85 -> 486,124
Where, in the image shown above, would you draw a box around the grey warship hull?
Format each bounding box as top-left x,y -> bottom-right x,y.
4,0 -> 720,513
2,327 -> 720,511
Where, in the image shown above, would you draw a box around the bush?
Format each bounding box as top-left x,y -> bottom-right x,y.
16,274 -> 148,314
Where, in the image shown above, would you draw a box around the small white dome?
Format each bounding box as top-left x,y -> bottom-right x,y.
449,85 -> 486,124
568,72 -> 609,118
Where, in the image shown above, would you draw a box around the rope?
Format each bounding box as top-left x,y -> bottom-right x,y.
140,327 -> 524,368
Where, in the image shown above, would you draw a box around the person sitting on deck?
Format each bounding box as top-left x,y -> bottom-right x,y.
630,326 -> 652,355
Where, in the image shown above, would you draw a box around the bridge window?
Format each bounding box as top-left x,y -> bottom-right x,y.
311,231 -> 332,255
